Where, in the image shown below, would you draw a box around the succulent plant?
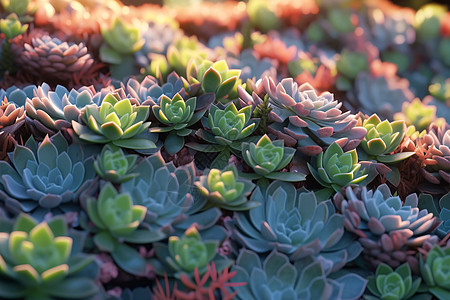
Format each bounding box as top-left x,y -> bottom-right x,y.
264,77 -> 367,156
72,92 -> 156,151
227,180 -> 362,272
15,35 -> 94,83
0,13 -> 28,40
0,98 -> 25,130
336,50 -> 369,81
241,134 -> 306,181
83,182 -> 161,275
419,246 -> 450,300
308,142 -> 368,198
188,102 -> 258,168
333,184 -> 439,271
166,36 -> 209,78
93,144 -> 138,183
0,84 -> 36,107
150,93 -> 206,154
25,83 -> 103,131
230,249 -> 367,300
418,192 -> 450,239
188,59 -> 241,104
394,99 -> 440,132
100,17 -> 145,79
414,4 -> 447,41
0,133 -> 95,220
0,0 -> 32,16
364,263 -> 422,300
428,76 -> 450,103
120,151 -> 197,236
151,225 -> 232,278
247,0 -> 280,33
0,214 -> 99,299
195,164 -> 257,211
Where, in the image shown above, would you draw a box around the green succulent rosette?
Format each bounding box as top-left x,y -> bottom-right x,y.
150,93 -> 206,154
241,134 -> 306,181
365,263 -> 422,300
83,182 -> 164,276
93,144 -> 138,183
308,142 -> 368,199
0,13 -> 28,40
419,246 -> 450,300
188,59 -> 241,104
0,214 -> 99,300
151,225 -> 232,278
195,164 -> 258,211
359,114 -> 414,163
72,92 -> 155,151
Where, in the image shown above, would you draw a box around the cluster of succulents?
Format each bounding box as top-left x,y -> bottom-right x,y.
0,0 -> 449,299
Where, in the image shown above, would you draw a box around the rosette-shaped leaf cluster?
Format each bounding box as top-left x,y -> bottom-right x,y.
420,122 -> 450,184
151,225 -> 232,278
230,249 -> 367,300
72,92 -> 155,151
359,114 -> 414,164
121,152 -> 196,236
150,93 -> 205,154
93,144 -> 138,184
365,263 -> 421,300
83,182 -> 161,275
195,164 -> 257,211
419,246 -> 450,299
166,36 -> 209,78
333,184 -> 439,270
190,59 -> 241,103
25,83 -> 103,131
0,133 -> 94,219
16,35 -> 94,82
0,98 -> 25,130
308,142 -> 368,197
227,181 -> 362,272
264,77 -> 366,156
394,98 -> 439,132
0,214 -> 99,299
0,13 -> 28,40
241,134 -> 306,181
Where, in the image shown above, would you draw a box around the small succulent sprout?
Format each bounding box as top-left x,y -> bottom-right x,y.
0,214 -> 99,299
84,182 -> 161,275
93,144 -> 138,183
101,18 -> 144,55
230,249 -> 367,300
152,224 -> 232,278
227,181 -> 362,272
72,92 -> 155,150
0,13 -> 28,39
151,93 -> 205,154
241,134 -> 306,181
190,59 -> 241,103
420,246 -> 450,299
394,98 -> 439,132
365,263 -> 422,300
308,142 -> 368,196
195,164 -> 257,211
0,133 -> 94,219
359,114 -> 415,164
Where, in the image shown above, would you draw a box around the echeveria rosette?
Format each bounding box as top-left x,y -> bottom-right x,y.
420,246 -> 450,300
333,184 -> 439,271
230,249 -> 367,300
93,144 -> 138,184
72,92 -> 156,151
364,263 -> 422,300
241,134 -> 306,182
121,151 -> 198,236
189,59 -> 241,104
264,77 -> 366,156
0,133 -> 94,220
227,181 -> 362,273
308,142 -> 368,199
0,214 -> 99,300
25,83 -> 103,132
195,164 -> 258,211
150,93 -> 205,154
83,182 -> 162,276
0,13 -> 28,40
0,98 -> 25,130
151,225 -> 232,278
189,102 -> 259,169
421,122 -> 450,185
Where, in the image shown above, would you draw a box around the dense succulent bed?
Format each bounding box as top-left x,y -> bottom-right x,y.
0,0 -> 449,299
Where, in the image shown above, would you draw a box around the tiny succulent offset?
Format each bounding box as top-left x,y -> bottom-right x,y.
1,0 -> 450,298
